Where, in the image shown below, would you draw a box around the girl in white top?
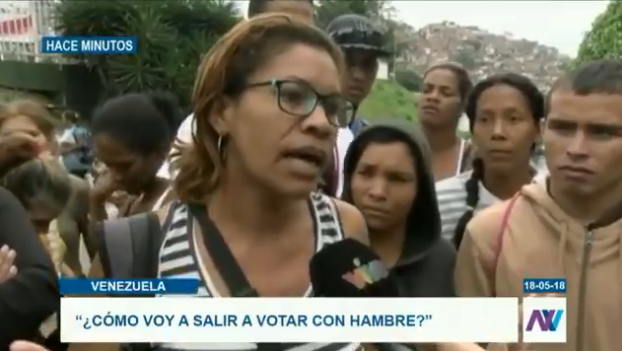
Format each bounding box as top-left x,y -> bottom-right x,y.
436,73 -> 546,246
417,62 -> 475,181
334,127 -> 353,196
453,138 -> 470,176
159,111 -> 196,179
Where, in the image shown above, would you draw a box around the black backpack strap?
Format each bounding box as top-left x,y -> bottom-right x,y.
97,208 -> 173,285
98,216 -> 135,280
97,208 -> 174,351
130,212 -> 164,279
187,204 -> 258,297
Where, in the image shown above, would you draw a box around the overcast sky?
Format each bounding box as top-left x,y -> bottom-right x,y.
391,1 -> 609,56
236,0 -> 609,57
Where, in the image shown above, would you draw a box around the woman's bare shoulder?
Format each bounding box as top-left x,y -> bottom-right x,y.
153,200 -> 176,225
332,198 -> 369,246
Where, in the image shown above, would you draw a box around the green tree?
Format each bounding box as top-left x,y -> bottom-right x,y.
56,0 -> 240,108
573,0 -> 622,68
395,69 -> 422,92
383,19 -> 411,70
315,0 -> 389,29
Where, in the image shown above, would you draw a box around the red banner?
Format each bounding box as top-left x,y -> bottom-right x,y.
0,15 -> 32,36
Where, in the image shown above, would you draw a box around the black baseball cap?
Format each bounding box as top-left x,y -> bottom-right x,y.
326,14 -> 391,58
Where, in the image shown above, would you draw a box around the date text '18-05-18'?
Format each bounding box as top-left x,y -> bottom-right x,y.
523,278 -> 566,294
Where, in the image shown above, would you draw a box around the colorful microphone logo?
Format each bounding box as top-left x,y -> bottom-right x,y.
341,258 -> 388,289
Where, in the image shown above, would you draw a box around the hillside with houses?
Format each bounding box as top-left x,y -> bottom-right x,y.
393,21 -> 572,90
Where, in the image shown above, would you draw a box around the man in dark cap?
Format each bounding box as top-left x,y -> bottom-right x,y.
327,14 -> 391,136
317,14 -> 391,197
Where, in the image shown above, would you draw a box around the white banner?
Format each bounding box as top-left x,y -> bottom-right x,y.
61,297 -> 519,343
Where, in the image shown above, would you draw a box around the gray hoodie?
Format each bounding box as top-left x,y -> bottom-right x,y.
341,119 -> 456,297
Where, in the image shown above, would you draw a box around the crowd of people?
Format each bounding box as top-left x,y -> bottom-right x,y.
0,0 -> 620,351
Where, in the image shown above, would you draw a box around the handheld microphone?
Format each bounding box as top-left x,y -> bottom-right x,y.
309,239 -> 411,350
309,238 -> 398,298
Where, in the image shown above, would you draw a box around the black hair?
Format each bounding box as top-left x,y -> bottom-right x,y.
465,73 -> 544,131
453,73 -> 544,249
91,92 -> 183,156
341,125 -> 421,204
424,62 -> 473,103
319,151 -> 337,196
547,59 -> 622,113
341,123 -> 441,254
247,0 -> 313,18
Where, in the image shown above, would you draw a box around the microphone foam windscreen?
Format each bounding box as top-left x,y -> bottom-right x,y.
309,238 -> 398,298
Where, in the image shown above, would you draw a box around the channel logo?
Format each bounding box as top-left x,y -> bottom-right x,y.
523,297 -> 567,343
526,309 -> 564,331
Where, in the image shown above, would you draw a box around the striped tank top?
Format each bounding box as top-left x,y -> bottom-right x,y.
435,168 -> 545,241
155,193 -> 359,351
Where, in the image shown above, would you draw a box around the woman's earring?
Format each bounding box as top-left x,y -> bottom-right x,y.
217,135 -> 227,162
217,135 -> 224,154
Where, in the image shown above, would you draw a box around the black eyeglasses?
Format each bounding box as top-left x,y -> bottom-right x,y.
245,79 -> 354,128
